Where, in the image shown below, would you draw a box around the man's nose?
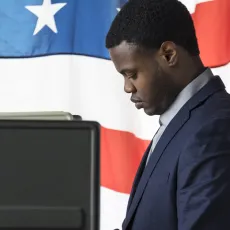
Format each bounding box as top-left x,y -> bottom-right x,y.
124,79 -> 136,94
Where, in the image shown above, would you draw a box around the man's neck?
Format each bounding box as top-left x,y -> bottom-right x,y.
180,57 -> 205,88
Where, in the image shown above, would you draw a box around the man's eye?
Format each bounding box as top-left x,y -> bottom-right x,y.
128,74 -> 137,79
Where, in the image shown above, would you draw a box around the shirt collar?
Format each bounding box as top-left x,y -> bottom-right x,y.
160,68 -> 215,126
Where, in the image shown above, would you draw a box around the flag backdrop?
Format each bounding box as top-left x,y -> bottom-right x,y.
0,0 -> 229,229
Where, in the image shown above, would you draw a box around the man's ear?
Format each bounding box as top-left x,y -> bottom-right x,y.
159,41 -> 178,67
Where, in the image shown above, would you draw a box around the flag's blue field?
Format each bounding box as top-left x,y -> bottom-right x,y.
0,0 -> 123,59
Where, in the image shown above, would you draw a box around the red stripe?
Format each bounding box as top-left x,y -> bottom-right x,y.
101,127 -> 150,194
192,0 -> 230,67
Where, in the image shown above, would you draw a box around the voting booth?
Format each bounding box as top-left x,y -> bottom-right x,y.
0,112 -> 100,230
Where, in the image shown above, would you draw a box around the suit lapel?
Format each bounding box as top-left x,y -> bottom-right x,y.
123,76 -> 225,229
126,140 -> 152,211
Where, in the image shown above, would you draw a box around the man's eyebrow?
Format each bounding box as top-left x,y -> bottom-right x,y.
120,68 -> 135,74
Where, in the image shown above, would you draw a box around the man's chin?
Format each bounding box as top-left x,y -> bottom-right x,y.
143,107 -> 156,116
143,104 -> 163,116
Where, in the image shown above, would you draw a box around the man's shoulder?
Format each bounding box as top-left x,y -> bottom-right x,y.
179,90 -> 230,158
179,89 -> 230,154
192,89 -> 230,122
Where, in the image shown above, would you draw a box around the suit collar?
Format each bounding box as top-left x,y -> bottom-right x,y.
160,68 -> 214,126
187,76 -> 225,111
123,76 -> 225,229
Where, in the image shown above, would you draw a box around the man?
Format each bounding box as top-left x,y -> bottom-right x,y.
105,0 -> 230,229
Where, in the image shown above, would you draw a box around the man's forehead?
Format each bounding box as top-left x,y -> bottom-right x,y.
109,42 -> 157,63
110,41 -> 134,51
109,42 -> 137,67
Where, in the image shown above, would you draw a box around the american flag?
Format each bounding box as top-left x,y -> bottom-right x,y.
0,0 -> 229,229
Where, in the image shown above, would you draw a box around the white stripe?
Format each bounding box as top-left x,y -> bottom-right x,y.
100,187 -> 129,230
0,56 -> 229,140
179,0 -> 213,13
0,55 -> 158,139
212,64 -> 230,90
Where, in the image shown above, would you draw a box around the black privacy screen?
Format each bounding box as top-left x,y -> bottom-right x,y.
0,121 -> 100,230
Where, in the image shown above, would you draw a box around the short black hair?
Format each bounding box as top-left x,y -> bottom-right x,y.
106,0 -> 200,56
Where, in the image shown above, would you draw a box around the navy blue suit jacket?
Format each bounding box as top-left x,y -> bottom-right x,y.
122,76 -> 230,230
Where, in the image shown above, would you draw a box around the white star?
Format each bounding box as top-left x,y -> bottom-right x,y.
25,0 -> 67,35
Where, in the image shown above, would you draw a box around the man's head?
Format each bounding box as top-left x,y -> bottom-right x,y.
106,0 -> 203,116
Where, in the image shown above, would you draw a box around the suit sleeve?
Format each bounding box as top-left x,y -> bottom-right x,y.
177,117 -> 230,230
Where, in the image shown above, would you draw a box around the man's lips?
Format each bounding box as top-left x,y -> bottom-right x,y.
134,102 -> 144,109
131,98 -> 144,109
